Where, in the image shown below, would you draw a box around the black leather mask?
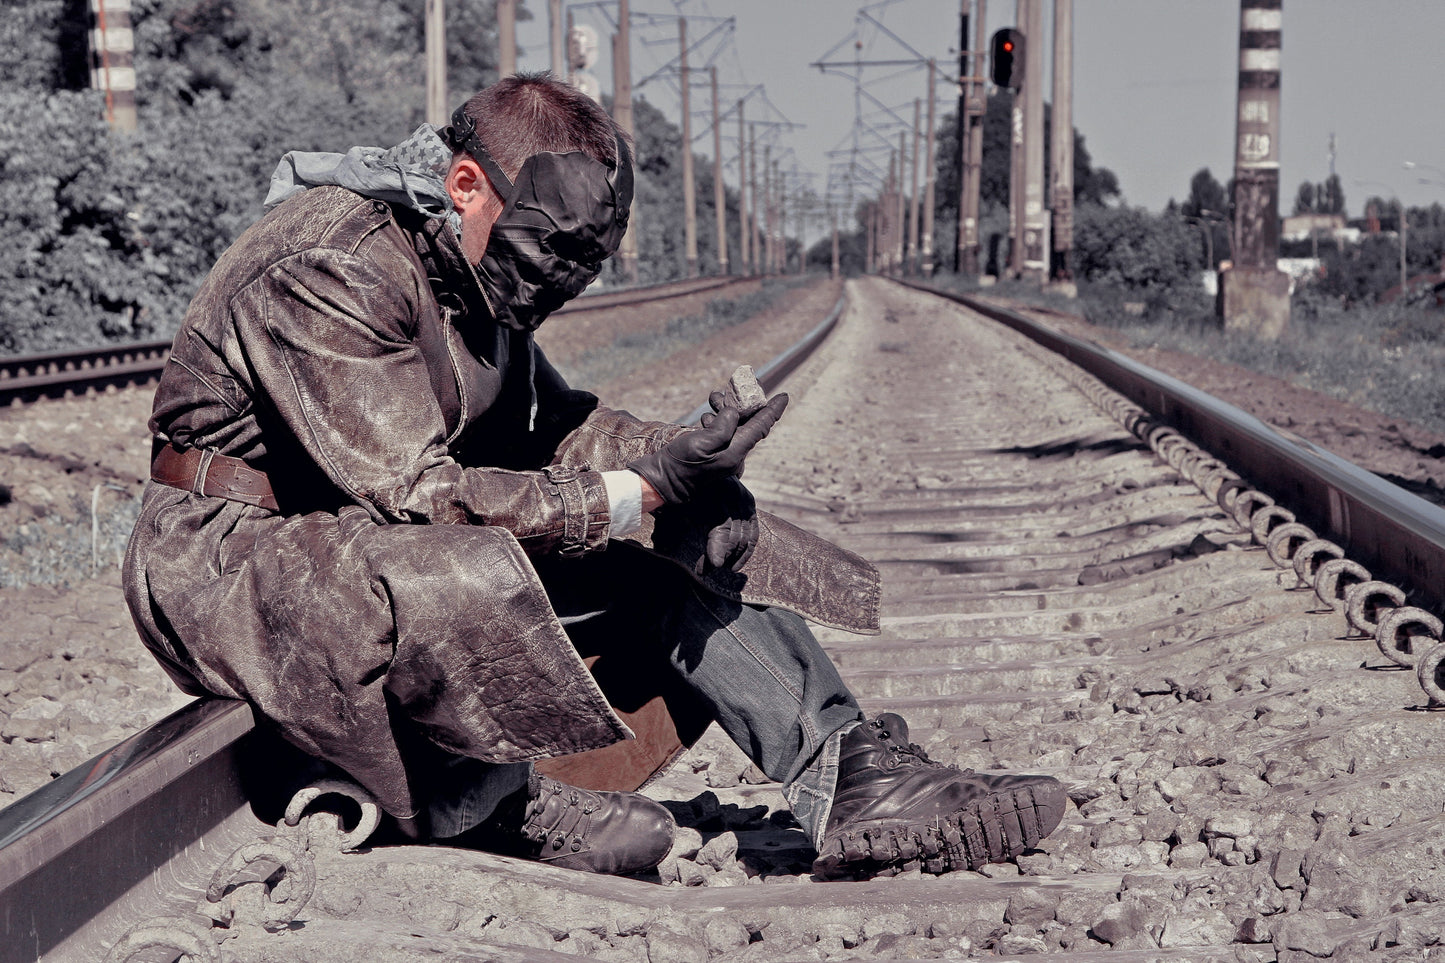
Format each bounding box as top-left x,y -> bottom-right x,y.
446,107 -> 633,331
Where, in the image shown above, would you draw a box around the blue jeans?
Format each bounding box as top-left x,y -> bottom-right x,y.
426,546 -> 863,846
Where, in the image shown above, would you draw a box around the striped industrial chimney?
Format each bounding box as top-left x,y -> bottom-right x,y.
89,0 -> 136,132
1219,0 -> 1289,337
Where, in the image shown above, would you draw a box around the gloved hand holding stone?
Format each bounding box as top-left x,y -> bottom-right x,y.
628,391 -> 788,505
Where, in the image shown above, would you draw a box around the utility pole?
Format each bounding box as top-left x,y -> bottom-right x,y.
1220,0 -> 1289,337
954,0 -> 971,272
762,144 -> 773,274
498,0 -> 517,78
679,19 -> 698,278
922,58 -> 938,275
884,150 -> 897,274
89,0 -> 137,131
738,102 -> 750,274
890,129 -> 901,271
831,205 -> 840,279
749,124 -> 761,273
425,0 -> 446,127
1020,0 -> 1048,282
711,68 -> 729,276
866,203 -> 877,274
1049,0 -> 1074,284
960,0 -> 986,274
908,98 -> 922,275
613,0 -> 638,283
549,0 -> 565,77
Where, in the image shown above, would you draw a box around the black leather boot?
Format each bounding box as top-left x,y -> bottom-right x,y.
457,772 -> 675,875
813,713 -> 1067,879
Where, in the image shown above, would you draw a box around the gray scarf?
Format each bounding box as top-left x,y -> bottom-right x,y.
265,124 -> 457,229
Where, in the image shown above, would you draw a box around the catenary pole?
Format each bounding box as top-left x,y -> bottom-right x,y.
954,0 -> 970,271
1049,0 -> 1074,282
679,19 -> 698,277
1020,0 -> 1048,281
712,68 -> 729,275
614,0 -> 639,283
549,0 -> 565,76
749,123 -> 761,273
425,0 -> 446,127
922,58 -> 938,275
738,101 -> 750,273
498,0 -> 517,77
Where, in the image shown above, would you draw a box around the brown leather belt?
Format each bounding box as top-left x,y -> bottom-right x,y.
151,443 -> 280,512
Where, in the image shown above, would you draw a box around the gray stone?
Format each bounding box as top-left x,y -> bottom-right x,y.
864,934 -> 938,959
860,913 -> 913,941
702,917 -> 751,955
1271,910 -> 1338,958
1094,819 -> 1143,847
697,832 -> 740,870
1003,889 -> 1061,930
678,859 -> 712,887
1205,811 -> 1256,839
646,927 -> 709,963
995,933 -> 1049,955
1053,891 -> 1110,928
1090,900 -> 1149,946
1159,909 -> 1235,947
1170,841 -> 1209,869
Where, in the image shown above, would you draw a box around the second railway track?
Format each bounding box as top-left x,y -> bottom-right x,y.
4,276 -> 1445,961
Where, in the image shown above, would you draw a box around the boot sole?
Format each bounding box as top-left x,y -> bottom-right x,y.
811,783 -> 1067,880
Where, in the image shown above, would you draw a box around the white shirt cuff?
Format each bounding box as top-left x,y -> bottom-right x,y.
602,470 -> 644,536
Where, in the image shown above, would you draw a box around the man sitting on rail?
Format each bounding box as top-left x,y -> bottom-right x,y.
123,73 -> 1065,880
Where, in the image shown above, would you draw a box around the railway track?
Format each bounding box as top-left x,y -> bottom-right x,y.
4,276 -> 1445,961
0,275 -> 754,407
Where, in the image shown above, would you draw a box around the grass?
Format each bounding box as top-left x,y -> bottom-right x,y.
923,271 -> 1445,437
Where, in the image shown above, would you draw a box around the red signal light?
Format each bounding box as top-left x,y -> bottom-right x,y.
990,28 -> 1024,88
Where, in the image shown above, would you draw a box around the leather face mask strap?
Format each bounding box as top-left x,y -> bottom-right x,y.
446,106 -> 514,199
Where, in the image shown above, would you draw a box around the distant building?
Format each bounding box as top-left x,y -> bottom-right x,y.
1281,213 -> 1358,245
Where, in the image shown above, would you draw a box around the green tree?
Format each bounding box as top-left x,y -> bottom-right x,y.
1292,180 -> 1316,216
1071,204 -> 1201,291
0,0 -> 517,353
931,91 -> 1119,268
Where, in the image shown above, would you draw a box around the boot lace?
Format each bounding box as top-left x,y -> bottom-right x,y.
872,719 -> 970,772
521,774 -> 600,855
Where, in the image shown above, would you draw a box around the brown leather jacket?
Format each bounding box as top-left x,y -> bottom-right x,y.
122,186 -> 879,817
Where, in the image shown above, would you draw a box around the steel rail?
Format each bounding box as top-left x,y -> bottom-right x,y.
898,278 -> 1445,615
0,288 -> 845,963
0,276 -> 760,408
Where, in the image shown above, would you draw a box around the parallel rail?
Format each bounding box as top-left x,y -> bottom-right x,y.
0,276 -> 755,407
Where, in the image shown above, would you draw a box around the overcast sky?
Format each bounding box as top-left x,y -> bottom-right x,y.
514,1 -> 1445,219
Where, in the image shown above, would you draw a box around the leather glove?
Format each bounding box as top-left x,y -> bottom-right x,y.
629,391 -> 788,505
702,478 -> 759,573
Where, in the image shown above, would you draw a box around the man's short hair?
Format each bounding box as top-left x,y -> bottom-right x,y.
457,72 -> 624,179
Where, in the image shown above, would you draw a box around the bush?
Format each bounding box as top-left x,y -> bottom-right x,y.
1072,203 -> 1203,293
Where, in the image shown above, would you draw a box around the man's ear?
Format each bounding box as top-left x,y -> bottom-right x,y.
446,157 -> 489,213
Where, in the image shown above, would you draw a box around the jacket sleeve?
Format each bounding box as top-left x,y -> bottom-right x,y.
233,245 -> 611,556
529,346 -> 693,471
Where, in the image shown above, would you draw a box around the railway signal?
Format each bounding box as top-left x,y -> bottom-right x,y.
990,28 -> 1024,90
